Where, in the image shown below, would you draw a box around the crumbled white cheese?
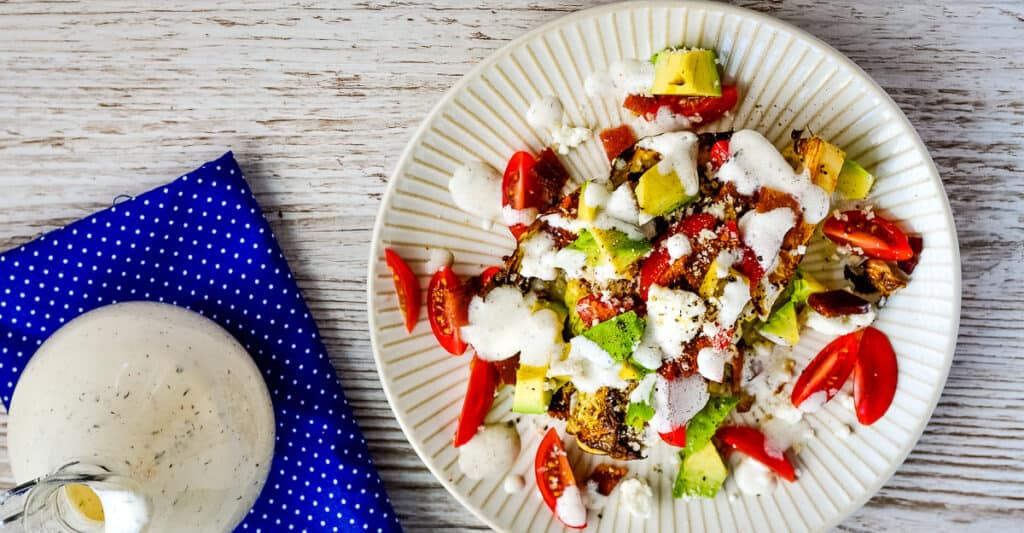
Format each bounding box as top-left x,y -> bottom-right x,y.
704,201 -> 727,221
665,233 -> 692,261
425,248 -> 454,273
449,162 -> 504,224
738,208 -> 796,274
618,478 -> 653,518
517,231 -> 559,281
552,125 -> 592,155
649,373 -> 709,434
461,287 -> 564,366
696,347 -> 729,383
554,485 -> 587,528
646,285 -> 706,357
716,129 -> 830,223
803,307 -> 877,335
457,424 -> 521,480
636,131 -> 700,196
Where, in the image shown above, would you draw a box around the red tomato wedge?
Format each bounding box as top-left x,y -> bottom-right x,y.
720,220 -> 766,285
453,355 -> 499,447
384,248 -> 420,333
659,425 -> 687,447
709,139 -> 730,169
535,428 -> 586,529
853,326 -> 898,425
823,210 -> 914,261
501,151 -> 537,210
677,213 -> 718,239
716,426 -> 796,482
574,294 -> 619,328
791,331 -> 861,407
427,266 -> 469,355
638,247 -> 671,300
478,266 -> 502,286
623,85 -> 739,125
599,125 -> 637,161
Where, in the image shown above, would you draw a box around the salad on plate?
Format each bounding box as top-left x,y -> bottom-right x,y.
384,46 -> 920,529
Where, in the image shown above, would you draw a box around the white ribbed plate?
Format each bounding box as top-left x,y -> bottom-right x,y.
367,2 -> 961,532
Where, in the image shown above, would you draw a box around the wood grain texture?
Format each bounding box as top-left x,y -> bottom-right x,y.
0,1 -> 1021,531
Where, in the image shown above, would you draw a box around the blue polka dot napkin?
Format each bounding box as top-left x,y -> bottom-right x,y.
0,152 -> 402,533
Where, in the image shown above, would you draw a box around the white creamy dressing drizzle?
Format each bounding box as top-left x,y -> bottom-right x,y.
645,285 -> 706,357
803,306 -> 877,335
527,96 -> 590,155
738,208 -> 796,274
90,482 -> 151,533
501,205 -> 538,227
636,131 -> 700,196
629,373 -> 658,404
460,287 -> 564,366
714,278 -> 751,328
457,424 -> 521,481
604,183 -> 641,224
425,248 -> 454,273
517,231 -> 559,281
548,336 -> 626,394
554,485 -> 587,528
696,347 -> 729,383
717,129 -> 830,223
649,373 -> 709,434
449,162 -> 504,225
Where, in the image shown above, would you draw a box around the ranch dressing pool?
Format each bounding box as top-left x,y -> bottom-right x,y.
6,302 -> 275,532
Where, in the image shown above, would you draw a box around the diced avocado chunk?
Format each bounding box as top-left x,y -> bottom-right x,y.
652,49 -> 721,97
789,272 -> 826,306
578,181 -> 599,222
567,229 -> 599,258
582,310 -> 645,362
680,396 -> 740,457
673,396 -> 739,499
562,279 -> 589,336
674,442 -> 729,499
625,401 -> 655,430
759,300 -> 800,346
636,164 -> 693,218
837,158 -> 875,200
512,365 -> 551,414
589,228 -> 653,273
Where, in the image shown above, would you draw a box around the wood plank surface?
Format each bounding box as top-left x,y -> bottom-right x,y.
0,1 -> 1021,531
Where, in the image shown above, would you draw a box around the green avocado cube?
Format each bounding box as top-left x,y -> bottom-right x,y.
636,164 -> 693,218
674,442 -> 729,499
759,300 -> 800,347
680,396 -> 740,457
562,279 -> 589,336
581,310 -> 645,362
512,365 -> 551,414
589,228 -> 653,274
836,158 -> 876,200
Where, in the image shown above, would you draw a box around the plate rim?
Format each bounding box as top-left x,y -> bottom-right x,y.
366,1 -> 963,531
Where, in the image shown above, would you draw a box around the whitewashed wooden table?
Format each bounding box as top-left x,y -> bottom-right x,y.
1,1 -> 1021,531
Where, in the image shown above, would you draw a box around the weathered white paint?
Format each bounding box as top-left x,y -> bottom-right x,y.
0,1 -> 1021,531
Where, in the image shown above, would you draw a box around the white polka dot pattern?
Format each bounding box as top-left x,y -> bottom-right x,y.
0,152 -> 402,533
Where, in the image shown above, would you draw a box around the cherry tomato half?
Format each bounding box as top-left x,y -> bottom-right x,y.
659,425 -> 687,448
716,425 -> 796,482
427,266 -> 469,355
574,294 -> 620,328
384,248 -> 420,333
823,210 -> 914,261
453,355 -> 499,447
791,331 -> 861,408
709,140 -> 730,169
535,428 -> 586,529
853,326 -> 898,425
501,151 -> 537,210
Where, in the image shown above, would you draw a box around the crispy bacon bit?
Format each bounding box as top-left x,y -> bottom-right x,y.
658,336 -> 708,380
542,223 -> 578,249
588,464 -> 629,496
865,259 -> 908,296
492,355 -> 519,387
897,236 -> 924,275
599,125 -> 637,161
